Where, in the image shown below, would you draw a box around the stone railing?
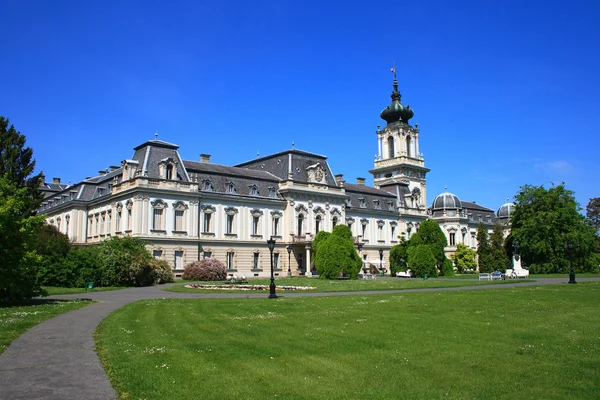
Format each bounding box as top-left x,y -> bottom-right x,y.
374,155 -> 425,168
112,177 -> 198,194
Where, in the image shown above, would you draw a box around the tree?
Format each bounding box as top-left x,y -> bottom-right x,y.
314,225 -> 362,279
389,237 -> 410,276
476,224 -> 493,273
410,219 -> 447,269
0,117 -> 43,212
451,243 -> 477,273
0,178 -> 45,302
311,230 -> 331,268
511,183 -> 599,273
35,225 -> 74,287
586,197 -> 600,232
407,244 -> 437,278
489,223 -> 509,271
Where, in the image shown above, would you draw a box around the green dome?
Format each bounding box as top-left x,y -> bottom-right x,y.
380,72 -> 414,124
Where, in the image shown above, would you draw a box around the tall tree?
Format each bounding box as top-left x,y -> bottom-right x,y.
409,219 -> 447,269
314,225 -> 362,279
489,223 -> 510,271
511,183 -> 598,273
389,236 -> 410,276
586,197 -> 600,232
476,224 -> 493,273
451,243 -> 477,273
0,117 -> 43,212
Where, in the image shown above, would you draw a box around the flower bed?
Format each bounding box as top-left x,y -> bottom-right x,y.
184,284 -> 316,291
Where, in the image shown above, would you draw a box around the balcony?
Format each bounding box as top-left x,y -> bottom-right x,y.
112,177 -> 199,194
291,233 -> 313,243
373,154 -> 425,169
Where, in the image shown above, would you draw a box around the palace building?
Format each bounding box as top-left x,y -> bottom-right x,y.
38,71 -> 512,275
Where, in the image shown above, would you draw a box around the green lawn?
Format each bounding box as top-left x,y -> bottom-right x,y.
0,299 -> 91,354
97,282 -> 600,399
42,286 -> 125,296
164,276 -> 534,293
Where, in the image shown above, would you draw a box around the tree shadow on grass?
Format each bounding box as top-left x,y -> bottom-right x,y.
0,298 -> 91,308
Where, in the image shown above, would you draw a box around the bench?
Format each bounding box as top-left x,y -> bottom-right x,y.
479,273 -> 491,281
396,270 -> 412,278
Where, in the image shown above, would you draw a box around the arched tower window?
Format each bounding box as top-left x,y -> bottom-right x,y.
315,215 -> 322,233
387,136 -> 395,159
297,214 -> 304,236
406,136 -> 412,158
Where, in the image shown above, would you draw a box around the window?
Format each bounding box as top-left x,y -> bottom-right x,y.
174,251 -> 183,269
151,200 -> 167,231
94,215 -> 99,236
203,251 -> 212,259
387,201 -> 395,211
173,202 -> 187,232
153,250 -> 162,259
253,252 -> 260,270
166,164 -> 174,180
226,252 -> 235,270
226,181 -> 237,194
391,224 -> 397,241
272,216 -> 280,236
315,215 -> 322,233
252,216 -> 260,235
373,200 -> 381,210
332,216 -> 338,228
57,217 -> 62,232
449,232 -> 456,246
87,216 -> 93,237
406,136 -> 412,158
115,206 -> 122,233
377,221 -> 384,241
204,213 -> 212,233
268,186 -> 278,198
388,136 -> 395,158
202,179 -> 213,192
297,214 -> 304,236
362,224 -> 367,239
346,218 -> 354,229
226,214 -> 234,234
249,184 -> 259,196
359,198 -> 366,208
274,253 -> 280,269
106,212 -> 111,235
65,215 -> 70,235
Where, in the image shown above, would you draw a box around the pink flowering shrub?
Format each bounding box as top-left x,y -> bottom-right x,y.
182,258 -> 227,281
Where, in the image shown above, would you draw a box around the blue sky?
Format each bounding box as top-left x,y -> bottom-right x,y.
1,0 -> 598,212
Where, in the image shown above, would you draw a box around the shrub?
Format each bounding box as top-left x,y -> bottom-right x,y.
408,244 -> 437,278
315,235 -> 362,279
182,258 -> 226,281
390,239 -> 409,276
440,258 -> 455,276
151,259 -> 175,284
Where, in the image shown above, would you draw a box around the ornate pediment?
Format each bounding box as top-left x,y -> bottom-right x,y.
306,163 -> 326,184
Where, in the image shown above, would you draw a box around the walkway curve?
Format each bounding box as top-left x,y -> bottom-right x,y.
1,277 -> 598,400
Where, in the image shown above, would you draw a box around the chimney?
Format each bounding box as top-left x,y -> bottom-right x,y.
109,165 -> 120,171
200,154 -> 211,163
98,170 -> 107,176
53,177 -> 61,184
356,177 -> 365,185
335,174 -> 343,184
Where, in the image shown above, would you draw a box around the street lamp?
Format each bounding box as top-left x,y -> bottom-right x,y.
379,248 -> 384,275
286,246 -> 292,277
568,241 -> 577,284
267,236 -> 278,298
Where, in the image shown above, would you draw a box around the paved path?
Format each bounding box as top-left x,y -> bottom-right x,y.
1,277 -> 598,400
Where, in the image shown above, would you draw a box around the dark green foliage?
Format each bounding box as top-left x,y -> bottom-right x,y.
452,243 -> 477,273
35,225 -> 74,287
0,178 -> 45,302
407,245 -> 437,278
441,258 -> 455,276
476,224 -> 493,273
314,226 -> 362,279
311,231 -> 331,267
389,237 -> 409,276
0,117 -> 43,212
152,259 -> 175,284
489,224 -> 510,271
586,197 -> 600,232
511,183 -> 599,273
409,219 -> 447,268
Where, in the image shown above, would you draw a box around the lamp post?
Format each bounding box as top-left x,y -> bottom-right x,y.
568,241 -> 577,284
287,246 -> 292,277
379,248 -> 384,275
267,236 -> 278,298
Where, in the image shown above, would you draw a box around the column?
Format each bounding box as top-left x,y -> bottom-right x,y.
305,245 -> 311,272
415,134 -> 420,157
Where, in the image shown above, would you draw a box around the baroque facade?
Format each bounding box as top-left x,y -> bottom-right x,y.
39,71 -> 511,276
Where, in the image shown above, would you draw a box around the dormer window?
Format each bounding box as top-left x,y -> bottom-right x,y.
166,164 -> 174,180
226,181 -> 237,194
345,198 -> 352,207
158,158 -> 177,180
359,198 -> 367,208
268,186 -> 278,198
373,200 -> 381,210
202,179 -> 213,192
387,200 -> 395,211
249,184 -> 259,196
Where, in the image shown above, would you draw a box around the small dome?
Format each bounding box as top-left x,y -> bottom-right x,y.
496,202 -> 515,219
432,191 -> 462,210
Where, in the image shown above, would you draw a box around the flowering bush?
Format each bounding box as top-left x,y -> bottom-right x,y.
182,258 -> 226,281
151,259 -> 175,284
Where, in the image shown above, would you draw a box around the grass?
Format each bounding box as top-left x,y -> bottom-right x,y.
42,286 -> 125,295
0,299 -> 91,354
96,282 -> 600,399
164,276 -> 534,293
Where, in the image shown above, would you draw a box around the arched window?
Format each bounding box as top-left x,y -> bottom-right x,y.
388,136 -> 395,158
166,164 -> 174,180
315,215 -> 322,233
332,216 -> 338,228
406,136 -> 412,158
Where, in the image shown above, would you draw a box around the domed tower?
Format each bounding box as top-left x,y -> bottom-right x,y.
431,190 -> 463,217
496,200 -> 515,226
369,63 -> 430,212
